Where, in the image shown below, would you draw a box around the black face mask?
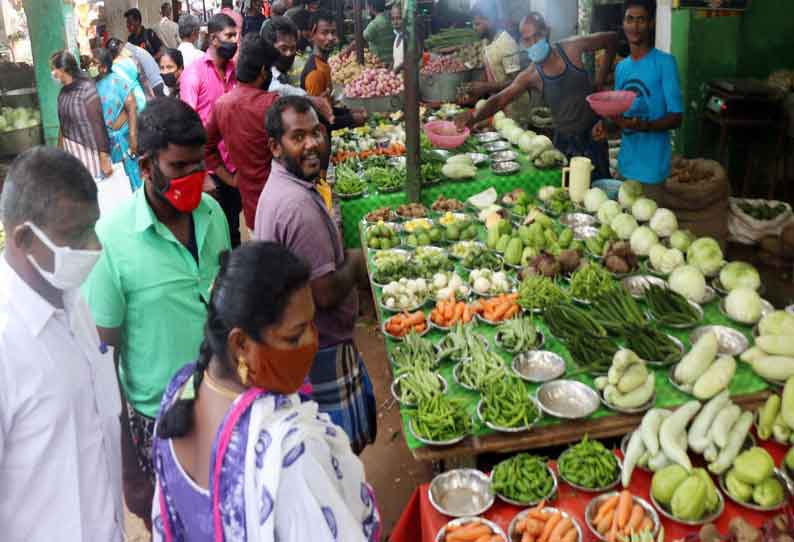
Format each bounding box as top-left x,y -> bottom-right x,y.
217,40 -> 238,60
161,72 -> 178,87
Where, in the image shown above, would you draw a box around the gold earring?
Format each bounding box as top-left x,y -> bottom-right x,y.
237,355 -> 248,385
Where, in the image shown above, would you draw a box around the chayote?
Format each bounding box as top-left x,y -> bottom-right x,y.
725,468 -> 753,502
693,468 -> 720,511
753,477 -> 784,508
671,476 -> 707,521
733,447 -> 775,485
652,464 -> 688,507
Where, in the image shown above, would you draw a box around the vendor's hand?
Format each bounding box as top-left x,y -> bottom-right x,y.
611,116 -> 642,131
592,120 -> 607,142
351,108 -> 368,127
454,111 -> 472,132
310,96 -> 335,124
99,153 -> 114,177
466,81 -> 491,99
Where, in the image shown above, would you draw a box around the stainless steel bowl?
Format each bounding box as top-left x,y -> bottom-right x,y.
428,469 -> 495,517
698,285 -> 718,305
475,131 -> 502,143
467,152 -> 490,166
718,468 -> 789,512
689,325 -> 749,356
573,225 -> 599,241
536,380 -> 600,419
435,517 -> 507,542
719,297 -> 775,325
495,328 -> 544,353
489,150 -> 519,162
483,140 -> 511,152
409,417 -> 468,447
476,395 -> 543,433
512,350 -> 566,383
650,488 -> 724,526
586,492 -> 660,541
390,372 -> 448,407
599,388 -> 656,414
509,507 -> 581,542
558,450 -> 621,492
495,465 -> 558,507
642,334 -> 684,367
647,299 -> 704,329
621,275 -> 667,299
381,317 -> 430,341
560,212 -> 597,228
491,160 -> 521,176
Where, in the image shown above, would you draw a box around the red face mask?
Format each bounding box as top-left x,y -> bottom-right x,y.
159,170 -> 206,212
244,323 -> 320,394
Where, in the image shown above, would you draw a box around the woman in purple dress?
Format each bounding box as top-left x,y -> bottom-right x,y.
151,242 -> 381,542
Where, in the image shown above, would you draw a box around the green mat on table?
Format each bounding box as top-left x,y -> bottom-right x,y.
340,154 -> 561,248
363,229 -> 769,452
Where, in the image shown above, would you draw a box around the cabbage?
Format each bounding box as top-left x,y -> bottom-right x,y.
518,132 -> 533,152
505,125 -> 524,144
584,187 -> 608,213
649,244 -> 667,269
611,213 -> 639,240
618,180 -> 643,208
526,135 -> 553,160
538,186 -> 558,202
0,106 -> 41,133
759,311 -> 794,336
494,111 -> 506,123
687,237 -> 724,276
632,197 -> 658,222
597,200 -> 621,225
650,208 -> 678,237
719,261 -> 761,292
630,226 -> 658,256
659,248 -> 684,274
725,287 -> 763,324
494,116 -> 508,131
669,265 -> 706,302
669,229 -> 695,252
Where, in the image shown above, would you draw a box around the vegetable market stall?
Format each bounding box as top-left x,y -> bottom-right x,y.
388,438 -> 790,542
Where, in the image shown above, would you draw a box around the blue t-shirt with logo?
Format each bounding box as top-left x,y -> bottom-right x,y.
615,48 -> 683,184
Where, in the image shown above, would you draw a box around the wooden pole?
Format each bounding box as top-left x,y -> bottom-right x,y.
403,0 -> 421,202
353,0 -> 365,64
334,0 -> 345,49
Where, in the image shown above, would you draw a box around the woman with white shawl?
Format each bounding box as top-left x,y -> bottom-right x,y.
151,242 -> 381,542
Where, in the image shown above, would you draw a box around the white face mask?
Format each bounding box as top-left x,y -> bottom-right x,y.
25,222 -> 101,291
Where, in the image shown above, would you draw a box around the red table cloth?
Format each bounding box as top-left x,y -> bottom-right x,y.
390,439 -> 789,542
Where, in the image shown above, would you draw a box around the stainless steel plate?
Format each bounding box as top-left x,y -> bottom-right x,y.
560,212 -> 597,228
489,150 -> 519,162
467,152 -> 489,166
719,297 -> 775,325
428,469 -> 494,517
476,395 -> 543,433
435,517 -> 507,542
483,140 -> 511,152
509,508 -> 582,542
573,225 -> 599,241
698,285 -> 718,305
475,131 -> 502,143
718,468 -> 789,512
536,380 -> 599,419
599,388 -> 656,414
689,325 -> 749,356
650,489 -> 724,526
409,417 -> 468,447
558,450 -> 621,492
513,350 -> 566,383
390,373 -> 448,407
495,329 -> 544,353
491,160 -> 521,175
586,493 -> 660,541
621,275 -> 668,299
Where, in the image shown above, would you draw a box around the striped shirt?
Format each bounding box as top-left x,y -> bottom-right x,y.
57,78 -> 110,178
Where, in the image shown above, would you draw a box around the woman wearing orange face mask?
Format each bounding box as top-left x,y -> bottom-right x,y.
151,242 -> 381,542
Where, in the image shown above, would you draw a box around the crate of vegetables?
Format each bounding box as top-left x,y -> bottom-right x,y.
343,69 -> 404,114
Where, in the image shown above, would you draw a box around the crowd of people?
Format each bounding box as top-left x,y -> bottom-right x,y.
0,0 -> 682,540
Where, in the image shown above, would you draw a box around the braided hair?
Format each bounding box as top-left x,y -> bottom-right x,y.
157,242 -> 312,438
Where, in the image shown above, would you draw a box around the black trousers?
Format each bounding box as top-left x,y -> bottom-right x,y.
211,174 -> 242,247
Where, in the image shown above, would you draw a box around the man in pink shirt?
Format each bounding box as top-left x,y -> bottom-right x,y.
180,13 -> 243,245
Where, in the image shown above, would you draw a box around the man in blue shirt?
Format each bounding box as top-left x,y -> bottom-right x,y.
594,0 -> 682,193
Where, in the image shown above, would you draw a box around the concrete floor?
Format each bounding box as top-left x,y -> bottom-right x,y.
124,288 -> 434,541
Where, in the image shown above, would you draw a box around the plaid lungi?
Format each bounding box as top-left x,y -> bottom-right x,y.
309,341 -> 377,454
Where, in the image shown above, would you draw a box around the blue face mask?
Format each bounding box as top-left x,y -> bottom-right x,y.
526,38 -> 550,64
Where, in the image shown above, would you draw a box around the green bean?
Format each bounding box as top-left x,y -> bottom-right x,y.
565,333 -> 620,374
590,288 -> 647,335
480,377 -> 539,428
391,332 -> 436,372
492,453 -> 553,503
396,368 -> 443,404
545,302 -> 606,341
496,317 -> 539,353
625,324 -> 682,364
410,395 -> 471,442
558,435 -> 619,489
645,284 -> 700,326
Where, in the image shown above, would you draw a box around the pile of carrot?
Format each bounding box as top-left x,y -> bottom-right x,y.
591,490 -> 654,542
331,143 -> 406,164
430,296 -> 475,327
384,311 -> 427,337
513,501 -> 578,542
472,293 -> 520,322
441,520 -> 505,542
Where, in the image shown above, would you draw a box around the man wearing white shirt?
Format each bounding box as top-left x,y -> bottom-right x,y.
177,13 -> 204,68
0,146 -> 123,542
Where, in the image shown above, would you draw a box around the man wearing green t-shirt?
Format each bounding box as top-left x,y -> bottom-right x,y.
84,98 -> 230,530
362,0 -> 394,66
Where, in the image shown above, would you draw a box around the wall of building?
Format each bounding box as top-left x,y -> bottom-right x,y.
737,0 -> 794,79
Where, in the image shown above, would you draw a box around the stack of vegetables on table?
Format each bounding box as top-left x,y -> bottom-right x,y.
589,490 -> 656,540
491,453 -> 554,504
344,68 -> 404,98
558,435 -> 620,490
384,310 -> 427,337
329,48 -> 382,85
421,55 -> 468,74
755,376 -> 794,444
